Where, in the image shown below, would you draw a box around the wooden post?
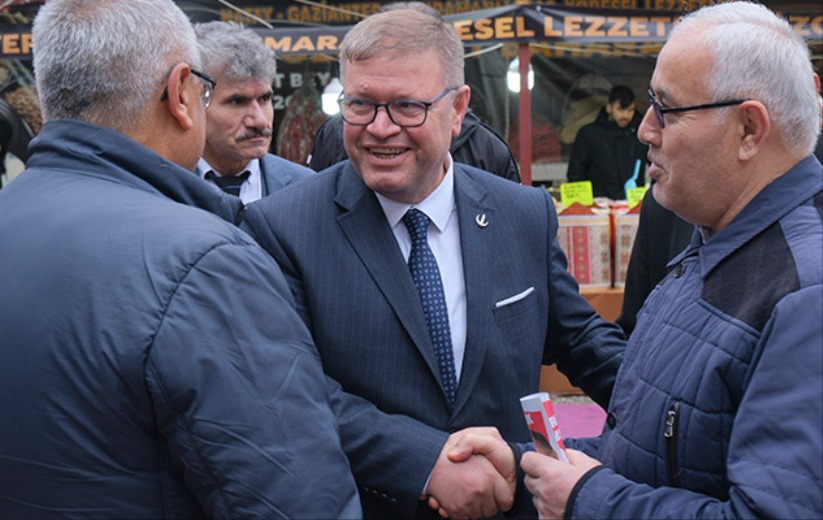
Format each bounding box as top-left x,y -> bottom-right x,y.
517,42 -> 532,186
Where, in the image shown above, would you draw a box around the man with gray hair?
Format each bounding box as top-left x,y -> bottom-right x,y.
195,21 -> 312,204
491,2 -> 821,518
0,0 -> 359,517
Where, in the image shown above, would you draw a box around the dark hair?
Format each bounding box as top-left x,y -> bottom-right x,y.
608,85 -> 635,108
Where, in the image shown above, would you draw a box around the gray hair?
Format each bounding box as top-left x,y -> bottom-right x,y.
673,1 -> 818,156
378,2 -> 443,19
33,0 -> 199,131
339,8 -> 464,90
194,21 -> 277,84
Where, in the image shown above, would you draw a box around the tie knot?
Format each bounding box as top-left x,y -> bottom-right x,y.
402,209 -> 431,242
205,170 -> 250,194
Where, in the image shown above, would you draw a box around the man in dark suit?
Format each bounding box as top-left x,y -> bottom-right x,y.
243,7 -> 625,519
194,21 -> 312,203
308,1 -> 520,185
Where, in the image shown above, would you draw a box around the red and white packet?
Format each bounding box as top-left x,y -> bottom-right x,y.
519,392 -> 569,463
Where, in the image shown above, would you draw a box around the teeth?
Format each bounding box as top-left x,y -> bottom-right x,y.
371,148 -> 402,157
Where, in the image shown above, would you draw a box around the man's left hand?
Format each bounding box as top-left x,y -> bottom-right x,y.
521,449 -> 601,519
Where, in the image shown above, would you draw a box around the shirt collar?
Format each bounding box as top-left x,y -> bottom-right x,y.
376,154 -> 456,232
196,157 -> 260,182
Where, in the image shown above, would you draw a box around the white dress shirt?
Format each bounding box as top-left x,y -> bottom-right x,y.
376,156 -> 467,381
196,158 -> 262,204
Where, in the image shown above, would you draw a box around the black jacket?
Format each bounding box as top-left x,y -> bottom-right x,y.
567,109 -> 647,200
616,187 -> 694,336
308,111 -> 520,183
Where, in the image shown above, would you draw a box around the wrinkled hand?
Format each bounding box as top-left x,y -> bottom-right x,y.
423,427 -> 516,519
521,449 -> 601,520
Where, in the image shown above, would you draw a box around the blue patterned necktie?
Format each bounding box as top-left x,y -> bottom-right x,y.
205,170 -> 250,198
402,209 -> 458,407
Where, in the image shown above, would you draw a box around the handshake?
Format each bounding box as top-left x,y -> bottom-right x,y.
421,426 -> 602,519
421,427 -> 518,519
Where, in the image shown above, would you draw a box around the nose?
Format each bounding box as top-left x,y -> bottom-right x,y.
366,106 -> 401,138
244,101 -> 271,127
637,106 -> 659,147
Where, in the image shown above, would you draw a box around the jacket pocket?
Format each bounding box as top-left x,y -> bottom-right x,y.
492,287 -> 536,322
664,400 -> 681,487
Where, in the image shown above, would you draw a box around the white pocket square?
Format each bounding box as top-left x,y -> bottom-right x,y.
494,287 -> 535,308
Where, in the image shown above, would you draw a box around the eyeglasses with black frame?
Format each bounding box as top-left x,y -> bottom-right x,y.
159,67 -> 217,108
338,87 -> 457,128
647,88 -> 749,128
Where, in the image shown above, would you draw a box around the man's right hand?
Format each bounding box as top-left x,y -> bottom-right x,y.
424,427 -> 516,519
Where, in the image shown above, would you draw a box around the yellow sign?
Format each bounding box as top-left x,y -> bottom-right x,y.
560,181 -> 594,207
626,186 -> 647,208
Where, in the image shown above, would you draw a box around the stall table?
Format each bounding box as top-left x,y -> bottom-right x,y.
540,287 -> 624,395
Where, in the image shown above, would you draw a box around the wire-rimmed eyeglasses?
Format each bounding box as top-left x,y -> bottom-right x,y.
647,88 -> 749,128
160,67 -> 216,108
338,87 -> 457,128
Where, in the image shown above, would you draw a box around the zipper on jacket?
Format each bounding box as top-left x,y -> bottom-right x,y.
664,400 -> 681,487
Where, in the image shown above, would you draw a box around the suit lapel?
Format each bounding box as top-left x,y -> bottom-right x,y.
334,165 -> 443,382
452,168 -> 496,415
258,155 -> 273,197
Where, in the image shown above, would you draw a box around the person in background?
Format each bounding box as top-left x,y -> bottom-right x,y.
241,7 -> 625,518
307,1 -> 520,184
514,2 -> 821,518
567,85 -> 648,200
615,185 -> 693,336
0,0 -> 359,517
195,21 -> 312,204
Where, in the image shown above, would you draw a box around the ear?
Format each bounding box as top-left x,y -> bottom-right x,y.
738,100 -> 770,161
451,85 -> 471,138
161,63 -> 197,131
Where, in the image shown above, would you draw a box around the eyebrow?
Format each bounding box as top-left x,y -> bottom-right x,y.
650,86 -> 675,105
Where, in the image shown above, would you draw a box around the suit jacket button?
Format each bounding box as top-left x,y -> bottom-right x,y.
606,411 -> 618,428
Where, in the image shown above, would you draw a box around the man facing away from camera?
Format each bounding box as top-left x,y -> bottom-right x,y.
0,0 -> 359,517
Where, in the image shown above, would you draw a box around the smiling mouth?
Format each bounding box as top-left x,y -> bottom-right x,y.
369,147 -> 406,159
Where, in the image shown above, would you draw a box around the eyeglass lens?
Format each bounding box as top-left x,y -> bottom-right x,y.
339,88 -> 455,128
340,100 -> 429,127
648,90 -> 666,128
190,69 -> 215,108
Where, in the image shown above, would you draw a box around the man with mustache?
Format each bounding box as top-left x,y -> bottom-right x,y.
195,21 -> 312,204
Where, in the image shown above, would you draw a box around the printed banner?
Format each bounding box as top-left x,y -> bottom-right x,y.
0,3 -> 820,58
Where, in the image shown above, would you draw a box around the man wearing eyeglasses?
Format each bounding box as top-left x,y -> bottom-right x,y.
467,2 -> 821,519
308,1 -> 520,185
194,21 -> 313,205
0,0 -> 360,517
242,6 -> 626,519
